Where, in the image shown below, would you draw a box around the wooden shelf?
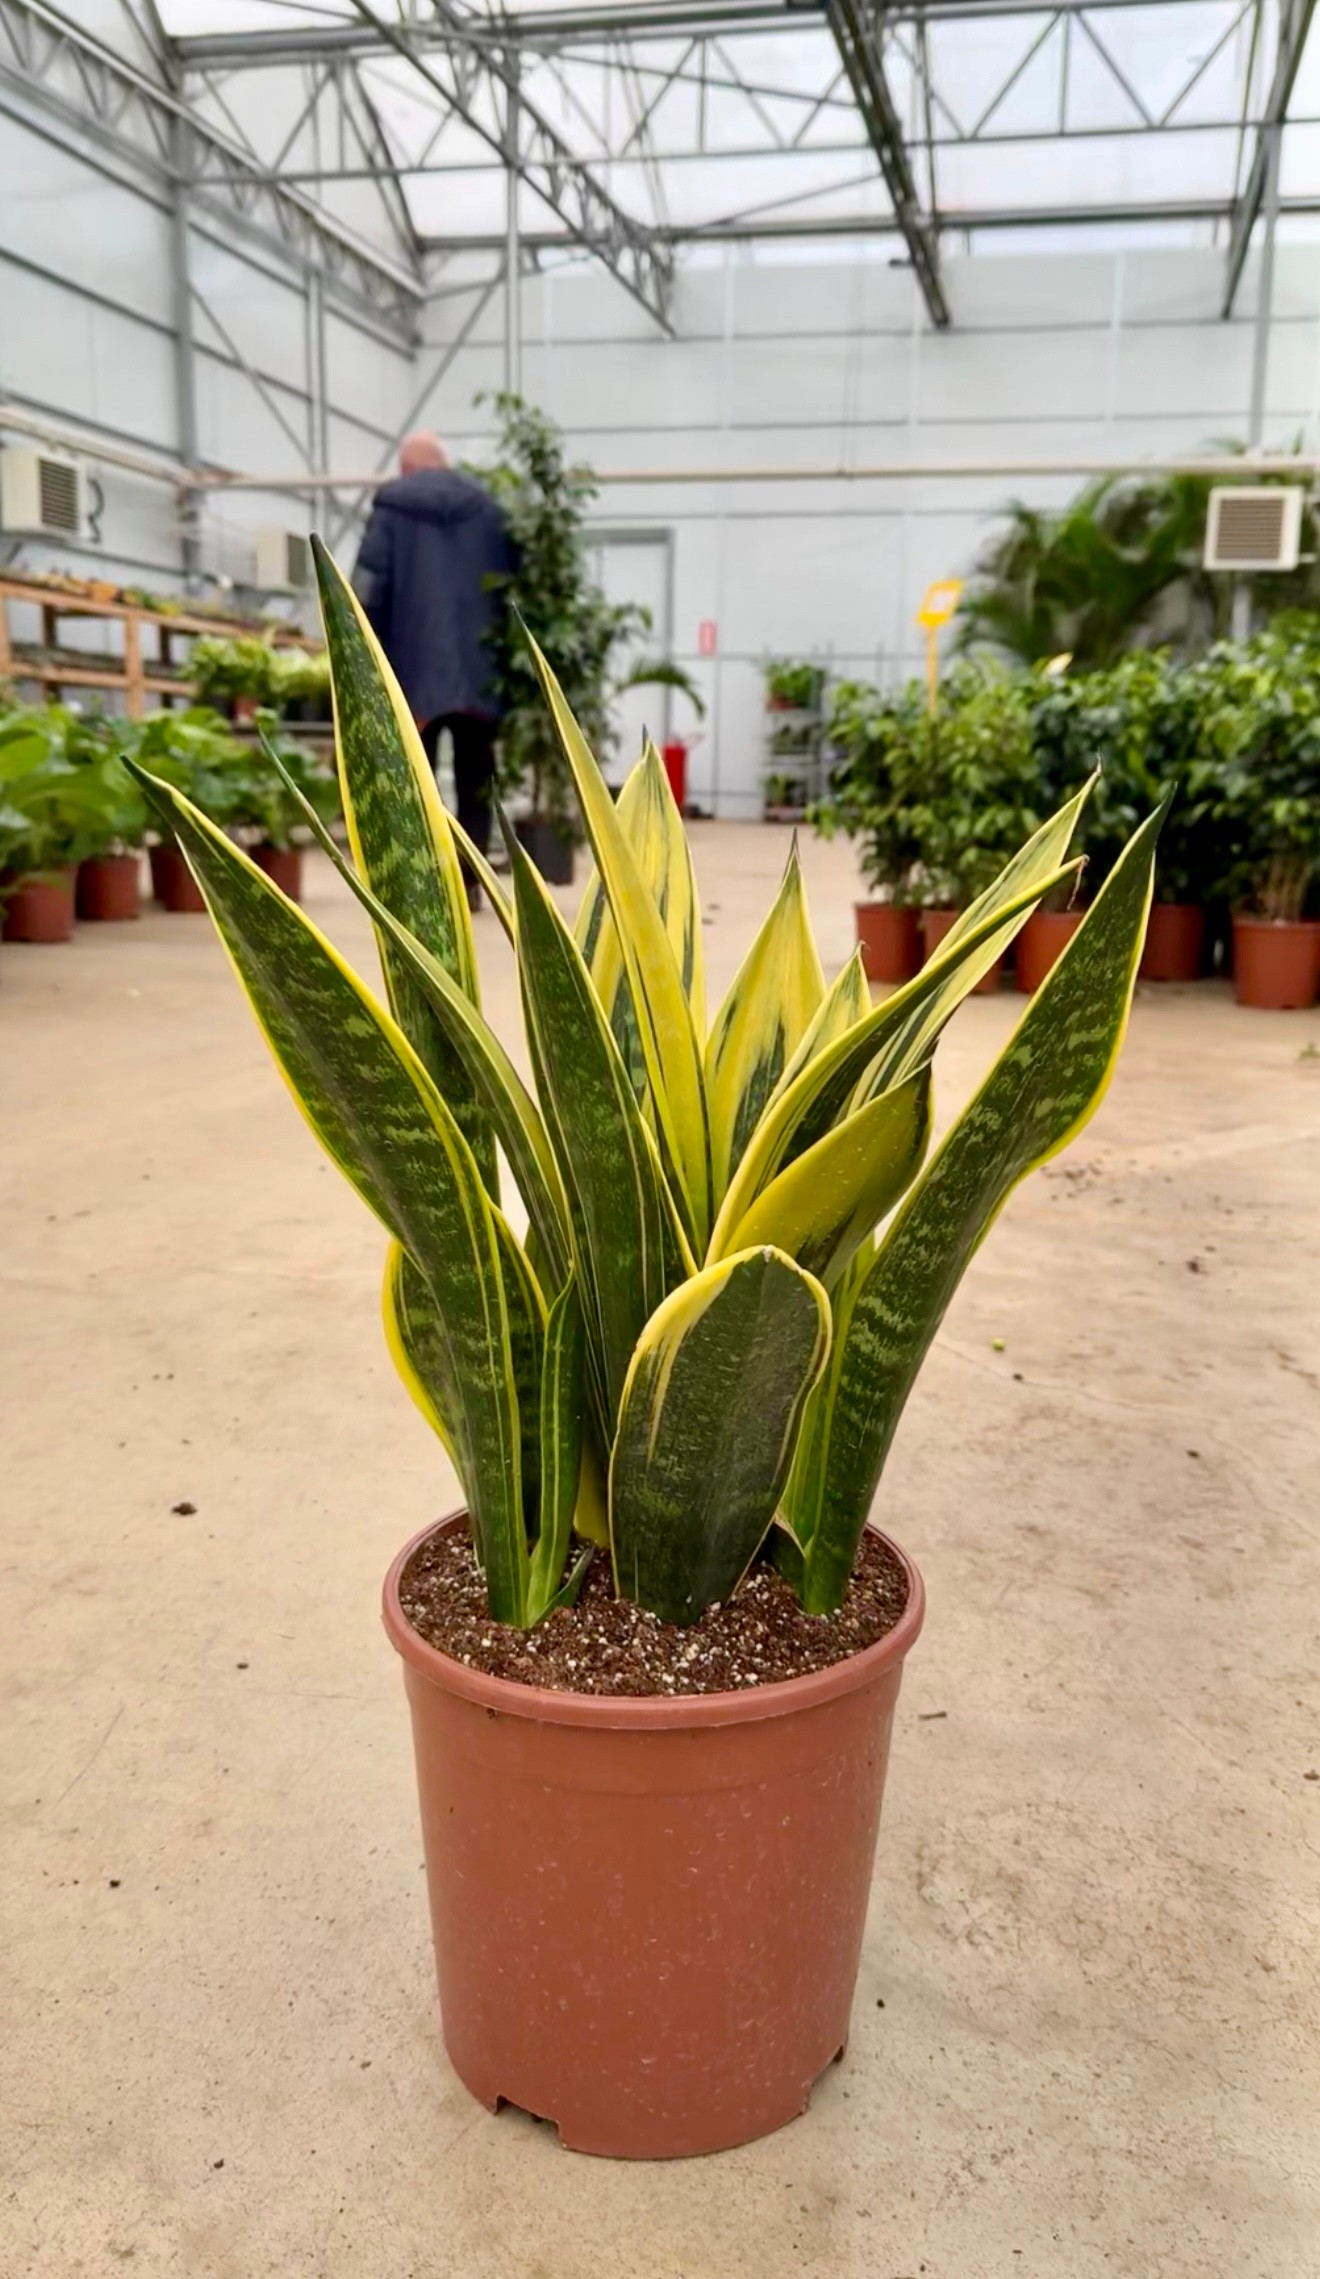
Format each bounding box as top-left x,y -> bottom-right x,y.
10,658 -> 132,691
0,570 -> 315,719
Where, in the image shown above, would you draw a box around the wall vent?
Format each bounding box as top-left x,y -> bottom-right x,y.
1204,485 -> 1304,572
0,446 -> 87,539
254,528 -> 313,590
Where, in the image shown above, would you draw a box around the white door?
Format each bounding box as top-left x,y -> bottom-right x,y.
586,531 -> 673,785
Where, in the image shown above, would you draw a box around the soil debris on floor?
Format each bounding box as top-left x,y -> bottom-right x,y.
399,1525 -> 909,1697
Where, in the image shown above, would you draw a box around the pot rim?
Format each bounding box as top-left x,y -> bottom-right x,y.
383,1512 -> 925,1731
1232,912 -> 1320,933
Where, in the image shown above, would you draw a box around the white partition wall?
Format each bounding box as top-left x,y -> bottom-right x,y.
403,243 -> 1320,815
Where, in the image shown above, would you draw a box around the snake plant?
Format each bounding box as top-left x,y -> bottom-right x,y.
126,539 -> 1162,1631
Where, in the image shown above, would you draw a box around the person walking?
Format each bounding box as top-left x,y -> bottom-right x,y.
353,432 -> 514,903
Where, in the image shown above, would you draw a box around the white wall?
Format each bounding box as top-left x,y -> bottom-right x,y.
412,244 -> 1320,816
0,108 -> 414,607
5,85 -> 1320,816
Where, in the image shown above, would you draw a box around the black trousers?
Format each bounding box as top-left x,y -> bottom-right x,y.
420,712 -> 497,871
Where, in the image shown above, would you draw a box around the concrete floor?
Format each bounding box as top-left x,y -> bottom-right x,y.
3,825 -> 1319,2279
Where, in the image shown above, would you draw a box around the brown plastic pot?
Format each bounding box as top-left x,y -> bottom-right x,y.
253,843 -> 303,900
1139,902 -> 1205,983
855,901 -> 919,984
3,870 -> 75,943
919,905 -> 1002,995
149,842 -> 206,914
1232,915 -> 1320,1009
77,852 -> 141,922
1015,907 -> 1085,994
383,1514 -> 925,2160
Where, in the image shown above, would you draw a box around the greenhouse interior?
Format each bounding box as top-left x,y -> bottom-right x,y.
3,2 -> 1318,2272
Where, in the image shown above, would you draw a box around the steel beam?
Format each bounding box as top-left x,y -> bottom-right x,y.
1222,0 -> 1317,315
825,0 -> 949,326
418,191 -> 1320,259
0,0 -> 421,331
173,0 -> 1216,62
337,0 -> 672,334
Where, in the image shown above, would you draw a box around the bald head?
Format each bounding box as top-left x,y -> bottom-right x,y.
400,431 -> 448,474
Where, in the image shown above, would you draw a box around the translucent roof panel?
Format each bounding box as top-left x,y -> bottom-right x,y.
153,0 -> 1320,283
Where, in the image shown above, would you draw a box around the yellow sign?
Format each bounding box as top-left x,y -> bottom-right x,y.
917,578 -> 963,631
917,578 -> 963,712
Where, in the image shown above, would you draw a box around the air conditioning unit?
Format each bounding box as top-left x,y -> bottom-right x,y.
1204,485 -> 1304,572
0,445 -> 87,539
254,527 -> 313,591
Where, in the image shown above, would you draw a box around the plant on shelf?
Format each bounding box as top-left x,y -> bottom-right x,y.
267,646 -> 332,720
123,533 -> 1163,2158
189,634 -> 280,712
477,394 -> 701,857
764,659 -> 823,712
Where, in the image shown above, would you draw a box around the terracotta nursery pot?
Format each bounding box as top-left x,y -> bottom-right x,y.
1015,908 -> 1085,994
919,905 -> 1002,995
77,853 -> 141,922
3,870 -> 75,943
855,901 -> 919,984
1231,915 -> 1320,1010
149,842 -> 206,914
253,844 -> 303,900
1139,902 -> 1205,984
383,1514 -> 925,2160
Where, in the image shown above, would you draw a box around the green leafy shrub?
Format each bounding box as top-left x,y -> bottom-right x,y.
1210,620 -> 1320,921
765,660 -> 823,710
818,660 -> 1042,908
190,636 -> 329,716
0,705 -> 146,879
479,395 -> 701,833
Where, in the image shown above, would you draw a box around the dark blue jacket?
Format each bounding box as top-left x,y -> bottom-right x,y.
353,469 -> 514,725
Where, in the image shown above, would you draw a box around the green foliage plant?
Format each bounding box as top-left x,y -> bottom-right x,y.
958,456 -> 1320,669
125,538 -> 1163,1635
0,704 -> 146,879
478,395 -> 702,834
819,660 -> 1042,909
765,660 -> 823,710
1211,620 -> 1320,922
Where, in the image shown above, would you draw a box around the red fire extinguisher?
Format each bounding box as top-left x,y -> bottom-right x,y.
661,738 -> 689,811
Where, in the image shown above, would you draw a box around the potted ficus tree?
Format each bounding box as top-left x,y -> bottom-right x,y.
126,537 -> 1163,2162
480,395 -> 701,883
905,659 -> 1045,993
817,676 -> 924,982
1209,621 -> 1320,1008
1028,651 -> 1225,987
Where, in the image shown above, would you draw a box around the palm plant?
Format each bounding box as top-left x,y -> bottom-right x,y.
126,540 -> 1163,1633
959,461 -> 1320,669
